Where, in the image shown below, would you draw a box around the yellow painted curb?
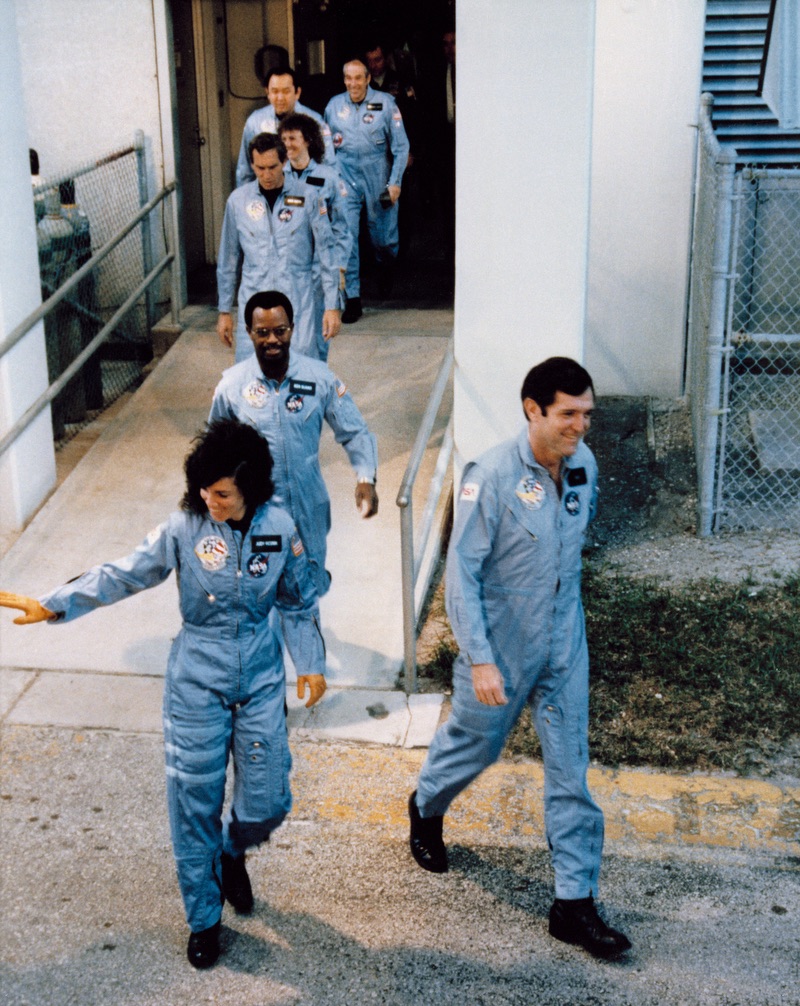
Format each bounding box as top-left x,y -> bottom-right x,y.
290,744 -> 800,856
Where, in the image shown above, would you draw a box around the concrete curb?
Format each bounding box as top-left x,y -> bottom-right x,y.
288,744 -> 800,859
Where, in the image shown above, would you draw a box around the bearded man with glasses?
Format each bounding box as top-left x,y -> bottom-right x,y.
209,290 -> 378,598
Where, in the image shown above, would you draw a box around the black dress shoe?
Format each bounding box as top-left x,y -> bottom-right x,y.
342,297 -> 362,323
549,896 -> 631,959
221,851 -> 254,914
187,920 -> 221,969
408,790 -> 448,873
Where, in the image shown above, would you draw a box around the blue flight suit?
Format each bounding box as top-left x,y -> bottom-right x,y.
236,101 -> 335,187
216,180 -> 339,363
285,160 -> 353,360
416,429 -> 606,900
38,503 -> 325,934
324,86 -> 410,297
208,349 -> 378,596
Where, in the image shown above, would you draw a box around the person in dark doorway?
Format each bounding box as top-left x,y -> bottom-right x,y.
407,357 -> 632,960
0,418 -> 327,970
217,133 -> 341,363
324,59 -> 410,322
209,290 -> 378,599
236,66 -> 334,186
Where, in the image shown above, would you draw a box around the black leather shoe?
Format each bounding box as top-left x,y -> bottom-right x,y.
408,790 -> 448,873
221,851 -> 254,914
342,297 -> 362,323
549,896 -> 631,959
187,920 -> 220,969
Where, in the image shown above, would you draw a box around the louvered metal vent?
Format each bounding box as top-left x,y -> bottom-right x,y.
703,0 -> 800,164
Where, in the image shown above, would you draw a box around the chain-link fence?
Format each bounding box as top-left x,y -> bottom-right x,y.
29,135 -> 170,445
688,95 -> 800,534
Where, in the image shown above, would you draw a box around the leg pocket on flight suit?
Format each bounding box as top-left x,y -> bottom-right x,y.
234,729 -> 292,823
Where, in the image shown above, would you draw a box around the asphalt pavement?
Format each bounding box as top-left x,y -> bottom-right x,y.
1,306 -> 799,1004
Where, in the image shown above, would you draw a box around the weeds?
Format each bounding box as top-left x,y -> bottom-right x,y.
416,567 -> 800,774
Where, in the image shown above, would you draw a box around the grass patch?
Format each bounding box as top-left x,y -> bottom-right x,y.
416,567 -> 800,774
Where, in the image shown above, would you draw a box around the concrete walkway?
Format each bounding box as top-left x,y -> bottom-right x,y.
0,305 -> 452,746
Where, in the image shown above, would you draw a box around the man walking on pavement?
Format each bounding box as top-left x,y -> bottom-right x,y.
407,357 -> 632,960
217,133 -> 341,363
209,290 -> 378,598
324,59 -> 410,323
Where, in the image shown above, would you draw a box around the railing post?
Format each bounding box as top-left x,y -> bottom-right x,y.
399,501 -> 417,694
168,185 -> 183,327
698,144 -> 737,537
135,130 -> 156,330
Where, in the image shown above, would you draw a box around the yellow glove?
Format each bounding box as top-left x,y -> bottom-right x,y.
0,591 -> 56,624
297,674 -> 326,708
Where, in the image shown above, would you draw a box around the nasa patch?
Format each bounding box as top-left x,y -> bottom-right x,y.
285,393 -> 304,413
564,491 -> 581,516
278,208 -> 293,223
247,553 -> 269,578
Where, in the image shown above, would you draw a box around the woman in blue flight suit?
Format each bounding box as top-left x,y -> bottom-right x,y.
0,419 -> 326,970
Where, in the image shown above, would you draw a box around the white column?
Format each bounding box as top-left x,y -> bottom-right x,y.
0,2 -> 56,535
455,0 -> 596,463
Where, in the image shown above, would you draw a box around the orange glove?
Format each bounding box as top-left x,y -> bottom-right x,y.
0,591 -> 56,624
297,674 -> 326,708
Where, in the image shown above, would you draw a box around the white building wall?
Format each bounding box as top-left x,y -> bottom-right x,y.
13,0 -> 165,184
1,2 -> 57,536
456,0 -> 596,465
586,0 -> 706,396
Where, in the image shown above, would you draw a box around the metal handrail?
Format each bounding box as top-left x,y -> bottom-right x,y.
396,341 -> 454,694
0,178 -> 180,459
0,254 -> 173,460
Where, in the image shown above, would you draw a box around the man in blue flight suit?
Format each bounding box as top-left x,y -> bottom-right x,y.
324,59 -> 410,323
209,290 -> 378,598
217,133 -> 341,363
235,66 -> 334,187
408,358 -> 632,960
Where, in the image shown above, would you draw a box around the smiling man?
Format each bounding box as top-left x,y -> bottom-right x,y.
324,59 -> 410,321
235,66 -> 334,186
407,357 -> 632,960
209,290 -> 378,598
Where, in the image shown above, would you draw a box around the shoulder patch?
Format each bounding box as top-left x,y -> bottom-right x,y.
460,482 -> 480,502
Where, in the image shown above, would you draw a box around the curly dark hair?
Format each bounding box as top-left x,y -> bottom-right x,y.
520,358 -> 594,417
181,419 -> 274,515
278,112 -> 325,164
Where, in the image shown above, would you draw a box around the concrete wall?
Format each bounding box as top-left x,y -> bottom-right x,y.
586,0 -> 706,396
455,0 -> 596,464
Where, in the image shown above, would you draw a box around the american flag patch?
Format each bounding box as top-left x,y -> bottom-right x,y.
336,379 -> 347,397
291,535 -> 304,556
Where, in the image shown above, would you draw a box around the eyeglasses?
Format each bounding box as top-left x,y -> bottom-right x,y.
249,325 -> 293,339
